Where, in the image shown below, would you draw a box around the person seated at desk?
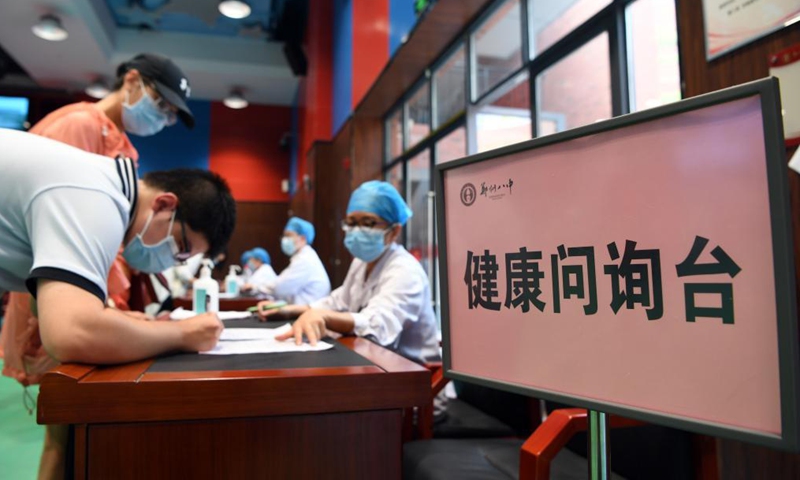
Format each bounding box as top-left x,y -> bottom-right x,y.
251,217 -> 331,304
242,247 -> 278,292
0,129 -> 233,367
257,181 -> 440,368
240,249 -> 256,281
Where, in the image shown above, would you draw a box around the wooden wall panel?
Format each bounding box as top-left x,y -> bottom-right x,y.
289,148 -> 316,223
311,123 -> 354,288
352,115 -> 384,188
678,0 -> 800,99
216,201 -> 289,279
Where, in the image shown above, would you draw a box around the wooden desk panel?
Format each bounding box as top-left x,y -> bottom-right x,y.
172,295 -> 265,311
38,338 -> 429,480
86,411 -> 401,480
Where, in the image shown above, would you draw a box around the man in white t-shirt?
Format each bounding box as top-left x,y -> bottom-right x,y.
0,128 -> 236,364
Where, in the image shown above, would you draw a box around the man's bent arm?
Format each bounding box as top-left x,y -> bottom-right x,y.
36,279 -> 216,364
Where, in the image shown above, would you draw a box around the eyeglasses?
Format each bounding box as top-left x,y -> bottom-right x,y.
174,218 -> 193,262
143,80 -> 178,126
341,219 -> 390,232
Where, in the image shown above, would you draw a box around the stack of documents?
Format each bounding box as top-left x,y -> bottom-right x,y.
169,307 -> 252,321
203,323 -> 333,355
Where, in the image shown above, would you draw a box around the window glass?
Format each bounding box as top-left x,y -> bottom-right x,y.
386,108 -> 404,162
434,45 -> 467,128
407,81 -> 431,148
626,0 -> 681,112
528,0 -> 610,56
435,126 -> 467,164
473,0 -> 523,100
535,33 -> 611,135
386,161 -> 404,195
406,149 -> 433,283
475,72 -> 531,153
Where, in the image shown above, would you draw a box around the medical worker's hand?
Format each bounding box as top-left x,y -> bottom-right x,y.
179,313 -> 224,352
276,310 -> 327,346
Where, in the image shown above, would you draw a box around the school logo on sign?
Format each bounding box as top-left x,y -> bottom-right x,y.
461,183 -> 477,206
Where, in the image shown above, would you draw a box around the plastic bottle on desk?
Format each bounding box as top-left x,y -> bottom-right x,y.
193,259 -> 219,313
225,265 -> 242,296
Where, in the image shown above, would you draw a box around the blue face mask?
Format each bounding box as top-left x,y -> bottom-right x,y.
121,79 -> 169,137
281,236 -> 297,256
122,211 -> 179,273
344,227 -> 389,263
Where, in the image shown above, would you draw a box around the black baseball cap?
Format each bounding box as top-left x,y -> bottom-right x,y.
118,53 -> 195,129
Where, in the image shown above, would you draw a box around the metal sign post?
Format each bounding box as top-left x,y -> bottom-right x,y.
588,410 -> 609,480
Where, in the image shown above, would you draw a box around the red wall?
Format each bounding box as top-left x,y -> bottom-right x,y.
209,102 -> 292,202
352,0 -> 390,109
297,0 -> 335,185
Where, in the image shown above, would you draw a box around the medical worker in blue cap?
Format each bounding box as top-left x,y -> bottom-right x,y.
257,181 -> 440,366
239,249 -> 256,281
242,247 -> 277,291
252,217 -> 330,304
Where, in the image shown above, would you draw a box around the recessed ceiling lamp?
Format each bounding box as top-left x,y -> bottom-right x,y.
32,14 -> 68,42
223,90 -> 248,109
218,1 -> 251,19
85,79 -> 110,99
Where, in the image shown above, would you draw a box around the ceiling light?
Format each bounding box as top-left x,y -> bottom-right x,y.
223,90 -> 248,109
218,1 -> 251,19
32,14 -> 68,42
85,79 -> 110,99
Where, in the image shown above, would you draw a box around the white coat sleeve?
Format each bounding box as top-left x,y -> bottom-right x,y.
263,257 -> 311,300
349,265 -> 425,348
310,261 -> 357,310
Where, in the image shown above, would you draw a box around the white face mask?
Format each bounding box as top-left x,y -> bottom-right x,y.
281,236 -> 297,256
122,211 -> 179,273
121,79 -> 170,137
343,226 -> 391,262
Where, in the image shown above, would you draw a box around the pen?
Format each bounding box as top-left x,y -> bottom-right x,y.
247,301 -> 288,312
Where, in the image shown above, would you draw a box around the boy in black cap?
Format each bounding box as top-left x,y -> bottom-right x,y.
116,52 -> 195,131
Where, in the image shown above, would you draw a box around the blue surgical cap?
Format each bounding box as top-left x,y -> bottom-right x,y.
285,217 -> 315,244
250,247 -> 270,265
347,180 -> 412,226
240,250 -> 254,265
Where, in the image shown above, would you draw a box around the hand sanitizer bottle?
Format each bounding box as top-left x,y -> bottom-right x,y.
225,265 -> 241,296
193,259 -> 219,313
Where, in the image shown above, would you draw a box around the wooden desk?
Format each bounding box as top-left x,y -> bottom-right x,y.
172,294 -> 266,311
38,337 -> 430,480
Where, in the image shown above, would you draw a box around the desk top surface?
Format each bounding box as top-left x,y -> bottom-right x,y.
148,319 -> 373,372
37,321 -> 430,425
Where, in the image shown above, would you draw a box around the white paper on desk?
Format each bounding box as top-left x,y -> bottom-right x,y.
202,329 -> 333,355
220,324 -> 292,341
789,147 -> 800,175
169,307 -> 251,321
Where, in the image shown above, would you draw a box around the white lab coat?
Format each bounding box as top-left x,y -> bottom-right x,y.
261,245 -> 331,305
311,243 -> 440,365
247,263 -> 278,289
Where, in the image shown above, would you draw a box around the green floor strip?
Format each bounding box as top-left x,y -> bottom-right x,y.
0,359 -> 43,480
